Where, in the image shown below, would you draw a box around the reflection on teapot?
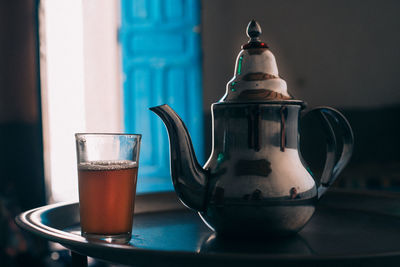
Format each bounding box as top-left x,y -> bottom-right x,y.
150,20 -> 354,236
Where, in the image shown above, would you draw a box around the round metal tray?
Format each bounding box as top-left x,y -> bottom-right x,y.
16,190 -> 400,266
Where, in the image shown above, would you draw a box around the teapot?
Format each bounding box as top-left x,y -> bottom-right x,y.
150,20 -> 354,236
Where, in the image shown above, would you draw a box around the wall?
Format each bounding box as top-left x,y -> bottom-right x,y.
0,0 -> 47,265
0,0 -> 45,209
202,0 -> 400,109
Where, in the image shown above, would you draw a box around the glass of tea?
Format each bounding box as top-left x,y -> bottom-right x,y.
75,133 -> 141,243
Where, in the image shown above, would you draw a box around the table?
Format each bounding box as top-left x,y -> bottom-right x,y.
16,190 -> 400,266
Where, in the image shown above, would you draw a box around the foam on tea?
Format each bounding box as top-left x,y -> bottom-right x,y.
78,160 -> 138,171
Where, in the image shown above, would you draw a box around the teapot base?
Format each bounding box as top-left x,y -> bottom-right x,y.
199,201 -> 316,237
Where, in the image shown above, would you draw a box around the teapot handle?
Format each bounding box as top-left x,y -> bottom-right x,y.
301,107 -> 354,199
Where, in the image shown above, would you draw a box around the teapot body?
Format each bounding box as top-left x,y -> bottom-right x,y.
150,20 -> 354,237
200,102 -> 317,236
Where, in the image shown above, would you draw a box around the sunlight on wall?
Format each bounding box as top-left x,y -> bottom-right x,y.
41,0 -> 86,202
40,0 -> 121,203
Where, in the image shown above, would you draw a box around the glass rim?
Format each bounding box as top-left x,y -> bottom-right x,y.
75,133 -> 142,138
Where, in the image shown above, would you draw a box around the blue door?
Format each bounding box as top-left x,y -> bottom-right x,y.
120,0 -> 204,192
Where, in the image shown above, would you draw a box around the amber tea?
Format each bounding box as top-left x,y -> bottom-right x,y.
78,160 -> 138,236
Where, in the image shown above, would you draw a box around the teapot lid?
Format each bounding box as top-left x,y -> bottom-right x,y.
219,20 -> 301,104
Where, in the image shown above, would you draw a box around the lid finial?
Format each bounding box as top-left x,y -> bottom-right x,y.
242,20 -> 268,49
247,20 -> 262,41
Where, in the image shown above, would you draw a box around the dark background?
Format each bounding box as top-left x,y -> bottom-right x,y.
0,0 -> 47,266
202,0 -> 400,109
0,0 -> 399,266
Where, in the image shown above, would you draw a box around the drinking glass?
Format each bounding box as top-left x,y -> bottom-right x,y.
75,133 -> 141,243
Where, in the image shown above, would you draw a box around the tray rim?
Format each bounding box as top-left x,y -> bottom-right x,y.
15,189 -> 400,263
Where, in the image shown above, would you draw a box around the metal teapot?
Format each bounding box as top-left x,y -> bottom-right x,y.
150,20 -> 354,236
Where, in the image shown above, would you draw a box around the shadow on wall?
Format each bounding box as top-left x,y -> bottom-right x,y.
300,105 -> 400,190
202,0 -> 400,110
0,0 -> 48,266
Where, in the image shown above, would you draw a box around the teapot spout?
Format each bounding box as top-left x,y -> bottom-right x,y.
149,104 -> 208,212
